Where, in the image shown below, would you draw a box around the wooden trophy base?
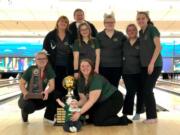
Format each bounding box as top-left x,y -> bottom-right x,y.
54,107 -> 65,126
25,93 -> 44,100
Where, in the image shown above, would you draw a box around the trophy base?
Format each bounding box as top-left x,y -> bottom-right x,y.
54,107 -> 65,126
25,93 -> 43,100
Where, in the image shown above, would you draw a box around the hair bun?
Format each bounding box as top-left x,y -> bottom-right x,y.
41,49 -> 49,55
103,11 -> 115,19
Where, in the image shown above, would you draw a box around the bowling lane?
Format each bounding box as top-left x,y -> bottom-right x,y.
119,80 -> 180,112
0,79 -> 19,88
158,78 -> 180,84
154,88 -> 180,112
0,84 -> 21,102
0,82 -> 179,135
156,82 -> 180,94
0,84 -> 20,95
1,79 -> 180,113
0,97 -> 180,135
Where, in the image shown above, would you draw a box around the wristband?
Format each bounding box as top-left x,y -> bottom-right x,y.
74,69 -> 79,73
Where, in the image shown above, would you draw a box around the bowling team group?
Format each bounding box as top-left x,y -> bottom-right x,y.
18,8 -> 162,132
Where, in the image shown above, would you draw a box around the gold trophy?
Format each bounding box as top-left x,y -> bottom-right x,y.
25,68 -> 44,100
62,76 -> 75,97
55,76 -> 76,126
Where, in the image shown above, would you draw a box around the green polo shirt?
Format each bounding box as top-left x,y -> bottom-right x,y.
22,64 -> 56,91
96,30 -> 126,67
139,25 -> 162,67
77,74 -> 117,103
73,38 -> 100,63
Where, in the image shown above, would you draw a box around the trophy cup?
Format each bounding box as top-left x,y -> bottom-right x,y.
25,68 -> 44,100
62,76 -> 75,97
55,75 -> 76,126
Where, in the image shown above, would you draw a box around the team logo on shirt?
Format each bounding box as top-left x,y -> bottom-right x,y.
33,68 -> 39,75
135,46 -> 140,50
50,40 -> 56,50
43,78 -> 48,83
64,41 -> 69,46
91,44 -> 95,49
144,35 -> 148,40
113,38 -> 118,42
123,57 -> 126,61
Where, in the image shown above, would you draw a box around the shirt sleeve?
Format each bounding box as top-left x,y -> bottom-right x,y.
21,66 -> 32,82
46,64 -> 56,80
150,26 -> 160,38
43,33 -> 52,53
96,34 -> 102,48
88,76 -> 103,92
77,78 -> 84,93
94,38 -> 100,49
73,40 -> 80,52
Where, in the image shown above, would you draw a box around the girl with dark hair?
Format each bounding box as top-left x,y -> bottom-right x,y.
73,22 -> 100,79
69,8 -> 97,43
122,24 -> 144,121
71,59 -> 131,126
137,11 -> 162,124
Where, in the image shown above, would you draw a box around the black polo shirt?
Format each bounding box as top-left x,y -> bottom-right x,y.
97,30 -> 126,67
56,34 -> 72,66
139,25 -> 162,67
122,39 -> 141,74
73,38 -> 100,63
43,29 -> 73,69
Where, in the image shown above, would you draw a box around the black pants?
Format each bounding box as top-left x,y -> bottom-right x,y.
122,73 -> 144,115
18,92 -> 56,120
63,120 -> 82,132
141,67 -> 162,119
99,67 -> 122,87
54,66 -> 68,100
88,91 -> 125,126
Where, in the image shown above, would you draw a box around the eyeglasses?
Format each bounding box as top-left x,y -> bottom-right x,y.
80,28 -> 89,31
36,58 -> 47,61
104,21 -> 115,24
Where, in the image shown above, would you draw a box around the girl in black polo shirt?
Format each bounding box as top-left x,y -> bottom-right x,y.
122,24 -> 144,121
97,13 -> 126,87
73,22 -> 100,79
43,16 -> 74,101
137,12 -> 162,124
